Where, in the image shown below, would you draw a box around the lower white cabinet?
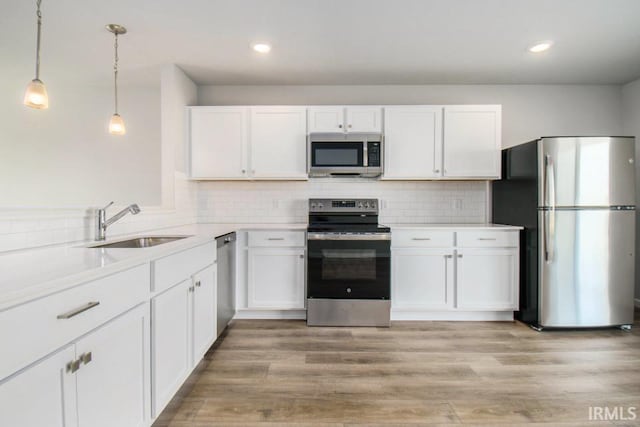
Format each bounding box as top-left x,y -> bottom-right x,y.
192,264 -> 217,364
456,248 -> 518,310
0,346 -> 76,427
151,263 -> 217,417
247,247 -> 305,309
391,228 -> 519,319
392,248 -> 453,310
0,303 -> 150,427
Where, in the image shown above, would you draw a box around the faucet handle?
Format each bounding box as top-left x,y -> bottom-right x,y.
101,201 -> 114,211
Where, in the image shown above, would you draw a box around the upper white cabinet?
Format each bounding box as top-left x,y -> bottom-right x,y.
383,105 -> 501,180
250,107 -> 308,179
189,107 -> 249,179
308,106 -> 382,133
188,106 -> 307,180
443,105 -> 502,179
384,106 -> 443,179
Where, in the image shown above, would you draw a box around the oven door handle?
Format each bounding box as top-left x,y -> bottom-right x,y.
307,233 -> 391,241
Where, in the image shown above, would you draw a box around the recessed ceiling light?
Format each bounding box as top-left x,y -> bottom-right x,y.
252,43 -> 271,53
528,41 -> 553,53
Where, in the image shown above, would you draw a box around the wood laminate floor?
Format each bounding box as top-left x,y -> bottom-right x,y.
154,312 -> 640,426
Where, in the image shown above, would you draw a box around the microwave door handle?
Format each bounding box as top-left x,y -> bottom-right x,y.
363,142 -> 368,167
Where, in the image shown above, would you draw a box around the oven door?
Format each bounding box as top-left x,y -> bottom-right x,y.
307,233 -> 390,300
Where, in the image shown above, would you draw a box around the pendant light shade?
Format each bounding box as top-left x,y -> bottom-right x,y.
106,24 -> 127,135
24,0 -> 49,109
108,113 -> 126,135
24,78 -> 49,109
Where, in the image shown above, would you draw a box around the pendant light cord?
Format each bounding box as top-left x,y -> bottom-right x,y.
35,0 -> 42,80
113,33 -> 119,114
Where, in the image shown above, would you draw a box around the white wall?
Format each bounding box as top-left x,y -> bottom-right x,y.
622,77 -> 640,301
0,65 -> 199,253
0,80 -> 162,208
198,84 -> 623,148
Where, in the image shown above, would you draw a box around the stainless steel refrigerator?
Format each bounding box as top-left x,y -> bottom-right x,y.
493,136 -> 635,330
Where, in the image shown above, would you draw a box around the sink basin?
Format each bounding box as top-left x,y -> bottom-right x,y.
88,236 -> 191,249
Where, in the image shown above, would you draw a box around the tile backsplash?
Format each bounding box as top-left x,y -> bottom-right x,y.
0,173 -> 198,253
197,179 -> 488,225
0,177 -> 488,253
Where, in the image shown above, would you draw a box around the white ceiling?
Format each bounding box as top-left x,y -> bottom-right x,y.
3,0 -> 640,87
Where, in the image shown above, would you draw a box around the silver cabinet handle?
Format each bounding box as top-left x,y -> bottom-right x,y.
348,124 -> 352,128
195,280 -> 201,288
477,238 -> 497,241
457,254 -> 463,258
299,254 -> 304,259
79,352 -> 92,365
57,301 -> 100,319
434,169 -> 440,173
444,254 -> 453,259
242,169 -> 246,174
338,124 -> 343,129
67,359 -> 81,373
412,237 -> 431,241
267,237 -> 285,241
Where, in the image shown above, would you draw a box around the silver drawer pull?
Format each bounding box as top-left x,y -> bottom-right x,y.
195,280 -> 201,288
80,352 -> 92,365
267,237 -> 285,241
444,254 -> 453,259
57,301 -> 100,319
412,237 -> 431,241
477,238 -> 497,241
67,359 -> 81,373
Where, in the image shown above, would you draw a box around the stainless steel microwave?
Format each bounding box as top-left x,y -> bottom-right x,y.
308,133 -> 383,177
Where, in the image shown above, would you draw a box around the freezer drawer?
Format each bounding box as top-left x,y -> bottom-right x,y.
538,209 -> 635,327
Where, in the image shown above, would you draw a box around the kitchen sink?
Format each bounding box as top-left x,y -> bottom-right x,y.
88,236 -> 191,248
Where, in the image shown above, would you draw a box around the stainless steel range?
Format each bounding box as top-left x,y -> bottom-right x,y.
306,198 -> 391,327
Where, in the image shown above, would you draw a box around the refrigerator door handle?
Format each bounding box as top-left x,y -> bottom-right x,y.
544,154 -> 556,262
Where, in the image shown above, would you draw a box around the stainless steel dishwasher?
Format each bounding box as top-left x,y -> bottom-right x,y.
216,232 -> 236,337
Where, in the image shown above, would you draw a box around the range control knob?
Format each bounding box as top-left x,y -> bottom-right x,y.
310,203 -> 317,210
346,288 -> 352,293
318,203 -> 323,209
358,202 -> 364,209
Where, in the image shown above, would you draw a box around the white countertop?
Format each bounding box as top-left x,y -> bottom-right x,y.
0,222 -> 519,311
0,223 -> 306,312
390,223 -> 524,230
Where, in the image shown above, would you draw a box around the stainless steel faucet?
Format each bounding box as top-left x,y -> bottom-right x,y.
95,201 -> 141,241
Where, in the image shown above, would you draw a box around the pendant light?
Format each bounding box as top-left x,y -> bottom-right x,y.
106,24 -> 127,135
24,0 -> 49,109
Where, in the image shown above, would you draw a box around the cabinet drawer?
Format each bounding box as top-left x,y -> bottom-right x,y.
0,264 -> 149,381
152,242 -> 216,293
456,231 -> 518,248
248,231 -> 305,247
392,230 -> 454,248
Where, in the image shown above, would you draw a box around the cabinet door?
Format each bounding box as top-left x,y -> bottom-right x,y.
307,107 -> 345,133
443,105 -> 501,178
455,248 -> 518,310
0,346 -> 77,427
75,303 -> 150,427
250,107 -> 308,179
392,248 -> 453,310
192,264 -> 217,364
189,107 -> 249,179
346,107 -> 382,133
247,247 -> 305,309
151,279 -> 191,417
384,106 -> 443,179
